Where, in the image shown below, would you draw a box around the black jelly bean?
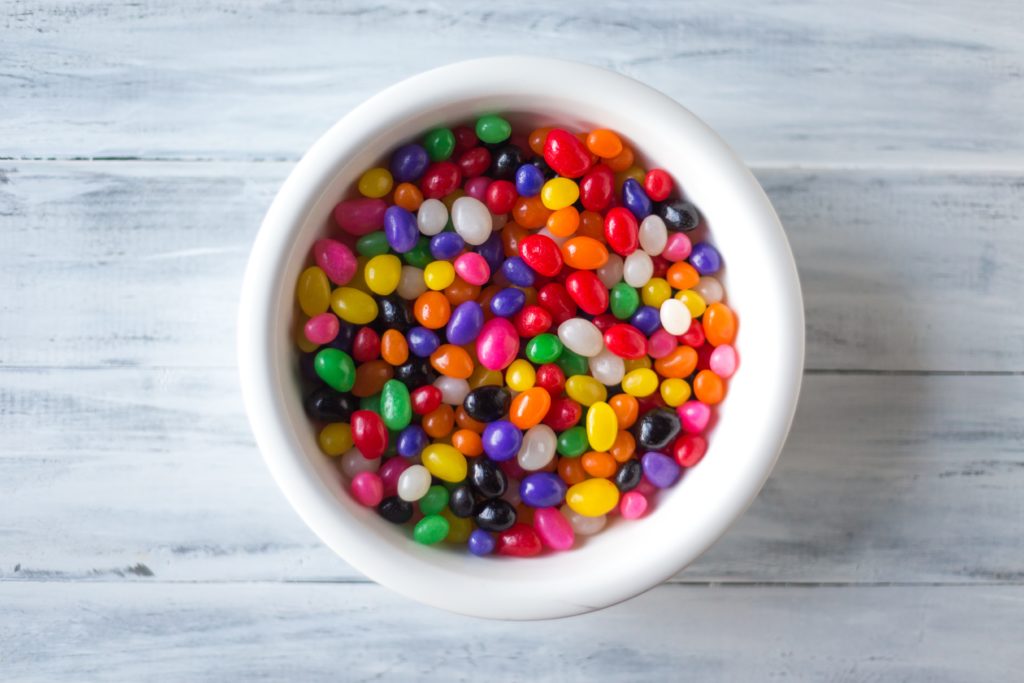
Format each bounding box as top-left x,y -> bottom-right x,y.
372,294 -> 415,333
614,459 -> 643,493
462,386 -> 511,423
656,199 -> 702,232
377,496 -> 414,524
326,322 -> 356,353
528,157 -> 557,180
633,407 -> 682,451
489,144 -> 524,181
469,457 -> 508,499
304,386 -> 357,422
474,498 -> 517,532
448,484 -> 477,518
393,357 -> 439,389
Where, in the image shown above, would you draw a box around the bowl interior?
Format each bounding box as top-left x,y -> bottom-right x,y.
244,58 -> 804,619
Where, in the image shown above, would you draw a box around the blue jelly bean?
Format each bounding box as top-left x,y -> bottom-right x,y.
515,163 -> 544,197
641,451 -> 682,488
519,472 -> 568,508
468,528 -> 496,556
446,301 -> 485,345
326,321 -> 356,353
397,425 -> 428,458
406,326 -> 440,357
429,231 -> 465,260
383,206 -> 419,253
621,178 -> 652,220
481,420 -> 522,462
630,305 -> 661,336
489,287 -> 526,317
390,144 -> 430,183
689,242 -> 722,275
501,256 -> 535,287
476,231 -> 504,273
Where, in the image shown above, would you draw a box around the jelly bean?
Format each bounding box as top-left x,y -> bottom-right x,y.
621,178 -> 652,219
420,161 -> 462,199
640,168 -> 671,201
443,301 -> 483,346
313,239 -> 357,286
585,129 -> 623,158
641,451 -> 682,488
560,237 -> 606,272
378,379 -> 412,431
501,256 -> 535,287
621,368 -> 659,397
561,504 -> 606,535
463,385 -> 511,422
657,199 -> 701,232
639,279 -> 670,310
627,306 -> 658,338
604,207 -> 639,256
479,420 -> 520,463
519,234 -> 563,277
616,165 -> 645,192
588,347 -> 625,386
515,163 -> 545,197
468,458 -> 506,499
512,195 -> 552,229
350,472 -> 384,507
377,495 -> 414,524
449,195 -> 492,246
434,376 -> 470,405
694,275 -> 724,305
709,344 -> 738,378
543,128 -> 592,178
677,289 -> 707,318
678,400 -> 711,434
609,430 -> 637,465
620,251 -> 652,290
429,231 -> 465,260
419,485 -> 449,516
396,424 -> 428,458
484,179 -> 517,214
606,284 -> 638,322
421,443 -> 467,483
540,177 -> 579,210
556,348 -> 589,377
581,451 -> 617,478
402,237 -> 433,268
689,242 -> 722,275
423,260 -> 455,290
413,291 -> 451,330
556,318 -> 603,357
442,276 -> 479,307
520,472 -> 568,508
476,231 -> 505,272
397,464 -> 432,501
541,395 -> 580,431
510,387 -> 552,430
328,287 -> 377,325
530,507 -> 573,551
601,323 -> 646,360
566,478 -> 619,517
534,363 -> 565,395
693,369 -> 726,405
363,254 -> 401,296
659,298 -> 692,335
394,182 -> 424,211
490,287 -> 526,317
703,302 -> 737,346
413,514 -> 450,545
545,206 -> 580,238
558,457 -> 587,485
467,528 -> 496,555
673,433 -> 708,467
537,282 -> 577,324
340,447 -> 380,478
313,348 -> 356,392
496,523 -> 542,557
406,326 -> 440,358
523,333 -> 561,364
351,327 -> 381,363
514,305 -> 553,338
595,254 -> 624,291
564,271 -> 608,316
350,410 -> 388,459
318,422 -> 353,456
333,198 -> 387,236
453,252 -> 490,286
416,198 -> 448,236
476,317 -> 519,370
420,127 -> 454,162
352,360 -> 393,397
474,114 -> 511,144
633,407 -> 681,451
304,385 -> 356,422
390,144 -> 430,183
356,231 -> 390,257
305,312 -> 339,345
637,215 -> 668,258
517,424 -> 557,471
296,266 -> 331,317
505,358 -> 536,392
464,175 -> 491,201
467,364 -> 503,389
579,165 -> 614,212
475,498 -> 517,532
647,329 -> 678,359
611,457 -> 643,492
663,232 -> 692,262
660,377 -> 692,407
358,167 -> 394,198
553,425 -> 586,458
565,374 -> 608,407
585,401 -> 618,452
620,490 -> 648,519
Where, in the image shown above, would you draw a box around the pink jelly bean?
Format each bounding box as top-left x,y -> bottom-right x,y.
662,233 -> 692,262
304,312 -> 340,345
635,477 -> 658,497
646,329 -> 678,359
476,317 -> 520,370
378,458 -> 410,498
678,400 -> 711,433
709,344 -> 738,378
313,238 -> 358,285
533,508 -> 575,551
499,457 -> 527,482
350,472 -> 384,507
333,198 -> 387,236
620,491 -> 648,519
454,252 -> 490,286
464,176 -> 492,201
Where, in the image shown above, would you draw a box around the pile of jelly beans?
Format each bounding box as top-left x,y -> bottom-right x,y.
294,114 -> 738,557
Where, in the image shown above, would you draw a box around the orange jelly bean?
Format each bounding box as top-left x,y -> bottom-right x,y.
380,329 -> 409,366
558,457 -> 587,486
477,284 -> 502,316
393,182 -> 423,211
441,188 -> 465,211
694,369 -> 726,405
501,222 -> 529,257
516,503 -> 535,526
414,291 -> 451,329
512,195 -> 552,229
581,451 -> 617,478
703,302 -> 737,346
351,359 -> 393,397
509,387 -> 552,429
586,129 -> 623,159
609,430 -> 636,463
546,206 -> 580,237
576,210 -> 605,241
422,404 -> 455,439
455,406 -> 486,433
451,429 -> 483,456
528,127 -> 553,156
561,236 -> 609,270
430,344 -> 473,379
606,145 -> 635,172
667,262 -> 700,290
654,346 -> 698,379
608,393 -> 639,429
443,277 -> 480,307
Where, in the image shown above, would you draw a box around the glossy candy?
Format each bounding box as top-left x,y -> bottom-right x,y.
557,318 -> 603,357
380,379 -> 412,430
334,198 -> 387,236
604,207 -> 639,256
445,301 -> 484,345
496,523 -> 542,557
519,234 -> 563,277
517,424 -> 558,471
565,270 -> 609,315
566,478 -> 620,517
585,401 -> 618,452
351,410 -> 388,459
543,129 -> 592,178
482,420 -> 523,462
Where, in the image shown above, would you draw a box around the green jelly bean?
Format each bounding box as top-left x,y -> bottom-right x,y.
380,379 -> 412,431
419,485 -> 449,516
475,115 -> 512,144
525,333 -> 563,364
313,348 -> 355,392
356,231 -> 390,257
402,236 -> 433,268
610,282 -> 640,320
413,514 -> 450,545
423,128 -> 456,162
359,393 -> 382,414
557,348 -> 589,376
557,426 -> 588,457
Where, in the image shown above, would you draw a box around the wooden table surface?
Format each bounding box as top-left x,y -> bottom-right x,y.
2,2 -> 1022,680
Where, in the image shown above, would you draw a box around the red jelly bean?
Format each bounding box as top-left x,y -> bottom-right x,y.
499,458 -> 528,483
453,125 -> 477,153
519,234 -> 564,277
651,254 -> 671,279
579,165 -> 614,212
496,522 -> 543,557
457,147 -> 491,178
536,282 -> 577,324
420,161 -> 462,199
513,305 -> 553,338
673,433 -> 708,467
564,270 -> 609,316
543,129 -> 593,178
333,198 -> 387,236
534,363 -> 565,395
644,168 -> 673,202
379,457 -> 410,497
485,180 -> 518,214
351,327 -> 381,363
603,323 -> 648,359
604,207 -> 639,256
680,318 -> 706,347
411,385 -> 442,415
543,397 -> 582,431
351,410 -> 388,459
591,313 -> 618,332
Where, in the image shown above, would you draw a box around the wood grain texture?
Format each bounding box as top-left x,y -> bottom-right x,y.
2,372 -> 1021,584
2,1 -> 1023,164
1,162 -> 1021,371
3,582 -> 1023,681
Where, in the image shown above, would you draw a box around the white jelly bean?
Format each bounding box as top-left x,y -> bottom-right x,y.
536,226 -> 567,247
417,198 -> 448,236
596,253 -> 624,289
397,266 -> 427,300
659,298 -> 692,335
557,318 -> 604,357
623,250 -> 654,288
339,447 -> 380,479
589,347 -> 625,385
397,464 -> 432,502
694,275 -> 724,304
560,504 -> 607,535
451,196 -> 492,245
638,215 -> 668,256
434,376 -> 470,405
517,424 -> 557,471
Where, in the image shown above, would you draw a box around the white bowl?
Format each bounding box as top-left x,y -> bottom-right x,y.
238,57 -> 804,620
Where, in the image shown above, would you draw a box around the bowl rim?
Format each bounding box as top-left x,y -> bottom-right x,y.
238,56 -> 805,619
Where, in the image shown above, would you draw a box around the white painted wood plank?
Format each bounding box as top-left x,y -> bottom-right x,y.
2,1 -> 1022,164
1,162 -> 1021,370
2,372 -> 1021,584
2,582 -> 1022,681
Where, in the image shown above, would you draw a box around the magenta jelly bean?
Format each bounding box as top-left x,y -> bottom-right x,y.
710,344 -> 738,378
620,491 -> 648,519
313,238 -> 358,285
464,176 -> 491,201
454,252 -> 490,286
647,329 -> 678,359
533,507 -> 575,550
662,232 -> 692,262
678,400 -> 711,433
476,317 -> 520,370
350,472 -> 384,507
379,457 -> 410,498
333,198 -> 387,236
305,312 -> 340,345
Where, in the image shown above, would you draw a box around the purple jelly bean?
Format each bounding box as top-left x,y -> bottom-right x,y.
333,198 -> 387,236
468,528 -> 496,556
476,231 -> 504,273
383,206 -> 418,253
641,451 -> 682,488
327,322 -> 356,353
515,163 -> 544,197
689,242 -> 722,275
430,231 -> 465,260
622,178 -> 652,220
396,425 -> 428,458
406,326 -> 440,358
446,301 -> 485,345
501,256 -> 535,287
489,288 -> 526,317
482,420 -> 522,462
299,352 -> 320,382
630,306 -> 661,336
519,472 -> 568,508
390,144 -> 430,183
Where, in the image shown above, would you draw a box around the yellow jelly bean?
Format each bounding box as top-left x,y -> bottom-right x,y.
442,508 -> 473,543
659,377 -> 692,407
565,375 -> 608,407
468,365 -> 503,389
623,356 -> 652,372
421,443 -> 468,482
330,287 -> 379,325
423,260 -> 456,291
505,359 -> 536,392
364,254 -> 402,296
318,423 -> 353,456
566,478 -> 620,517
641,277 -> 672,308
621,368 -> 659,397
358,167 -> 394,198
585,401 -> 618,452
347,256 -> 372,294
540,177 -> 580,210
296,266 -> 331,317
676,289 -> 707,318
